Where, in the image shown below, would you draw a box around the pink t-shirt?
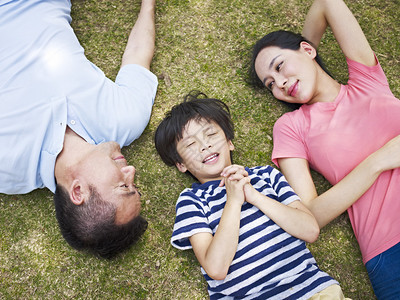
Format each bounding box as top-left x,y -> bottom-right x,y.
272,57 -> 400,264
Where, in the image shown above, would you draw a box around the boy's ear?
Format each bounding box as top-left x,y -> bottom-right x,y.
228,140 -> 235,151
176,162 -> 188,173
299,41 -> 317,59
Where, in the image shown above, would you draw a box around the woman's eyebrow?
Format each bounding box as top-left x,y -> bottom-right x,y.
269,54 -> 281,69
262,54 -> 282,86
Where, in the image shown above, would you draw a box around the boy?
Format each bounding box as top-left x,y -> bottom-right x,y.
155,91 -> 347,299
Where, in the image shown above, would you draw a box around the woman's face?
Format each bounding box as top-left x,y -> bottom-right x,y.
254,42 -> 319,105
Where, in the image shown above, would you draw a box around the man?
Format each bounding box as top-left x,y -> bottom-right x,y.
0,0 -> 157,258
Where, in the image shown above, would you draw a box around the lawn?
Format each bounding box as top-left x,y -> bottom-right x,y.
1,0 -> 399,299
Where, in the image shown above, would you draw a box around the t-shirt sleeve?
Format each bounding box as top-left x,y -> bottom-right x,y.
249,166 -> 299,206
171,189 -> 213,250
347,54 -> 391,94
271,113 -> 308,168
265,166 -> 299,206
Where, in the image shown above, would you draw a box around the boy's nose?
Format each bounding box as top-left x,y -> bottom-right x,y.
201,143 -> 212,152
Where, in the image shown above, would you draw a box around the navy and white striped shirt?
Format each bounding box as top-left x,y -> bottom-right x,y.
171,165 -> 337,299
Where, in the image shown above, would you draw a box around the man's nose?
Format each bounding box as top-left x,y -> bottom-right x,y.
121,165 -> 136,184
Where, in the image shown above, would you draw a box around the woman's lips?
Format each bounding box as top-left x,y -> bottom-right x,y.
288,80 -> 299,97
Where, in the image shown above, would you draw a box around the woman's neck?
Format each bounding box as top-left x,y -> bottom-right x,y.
309,66 -> 341,105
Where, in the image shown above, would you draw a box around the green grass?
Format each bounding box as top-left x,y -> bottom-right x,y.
1,0 -> 399,298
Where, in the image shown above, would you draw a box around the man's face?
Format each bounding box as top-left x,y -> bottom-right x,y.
79,141 -> 141,225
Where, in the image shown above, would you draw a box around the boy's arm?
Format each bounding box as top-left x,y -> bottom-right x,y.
189,175 -> 250,281
244,185 -> 320,243
221,165 -> 319,243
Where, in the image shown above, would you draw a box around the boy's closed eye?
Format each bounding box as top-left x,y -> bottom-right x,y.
186,140 -> 195,148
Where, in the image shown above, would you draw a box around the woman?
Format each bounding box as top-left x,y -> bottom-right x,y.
251,0 -> 400,298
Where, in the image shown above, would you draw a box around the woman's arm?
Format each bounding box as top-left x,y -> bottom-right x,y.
302,0 -> 375,66
279,135 -> 400,228
244,184 -> 320,243
189,175 -> 250,281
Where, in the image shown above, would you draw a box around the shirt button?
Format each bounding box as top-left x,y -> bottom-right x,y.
70,120 -> 76,125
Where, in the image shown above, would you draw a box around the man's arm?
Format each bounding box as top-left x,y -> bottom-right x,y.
121,0 -> 156,69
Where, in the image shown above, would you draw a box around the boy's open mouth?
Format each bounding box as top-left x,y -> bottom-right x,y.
203,153 -> 219,164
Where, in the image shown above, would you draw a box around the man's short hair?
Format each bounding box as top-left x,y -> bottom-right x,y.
53,184 -> 147,259
154,90 -> 234,167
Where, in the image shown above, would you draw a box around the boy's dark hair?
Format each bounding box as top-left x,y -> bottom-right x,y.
154,90 -> 234,167
249,30 -> 333,110
54,184 -> 148,259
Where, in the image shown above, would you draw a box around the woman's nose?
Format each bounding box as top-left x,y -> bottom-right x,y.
276,76 -> 287,89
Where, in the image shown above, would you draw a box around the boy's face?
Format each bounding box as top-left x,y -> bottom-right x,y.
175,119 -> 234,184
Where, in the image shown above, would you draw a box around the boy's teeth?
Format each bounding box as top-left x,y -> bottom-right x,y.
204,154 -> 217,162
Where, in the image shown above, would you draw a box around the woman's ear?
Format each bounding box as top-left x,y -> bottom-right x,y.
300,41 -> 317,59
176,162 -> 188,173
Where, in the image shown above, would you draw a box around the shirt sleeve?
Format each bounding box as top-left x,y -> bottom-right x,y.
171,189 -> 213,250
112,64 -> 158,146
70,62 -> 158,147
271,113 -> 308,168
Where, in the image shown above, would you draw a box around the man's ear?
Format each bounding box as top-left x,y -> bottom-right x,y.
69,179 -> 89,206
299,41 -> 317,59
176,162 -> 188,173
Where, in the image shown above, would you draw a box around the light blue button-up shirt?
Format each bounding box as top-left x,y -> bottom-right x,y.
0,0 -> 158,194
